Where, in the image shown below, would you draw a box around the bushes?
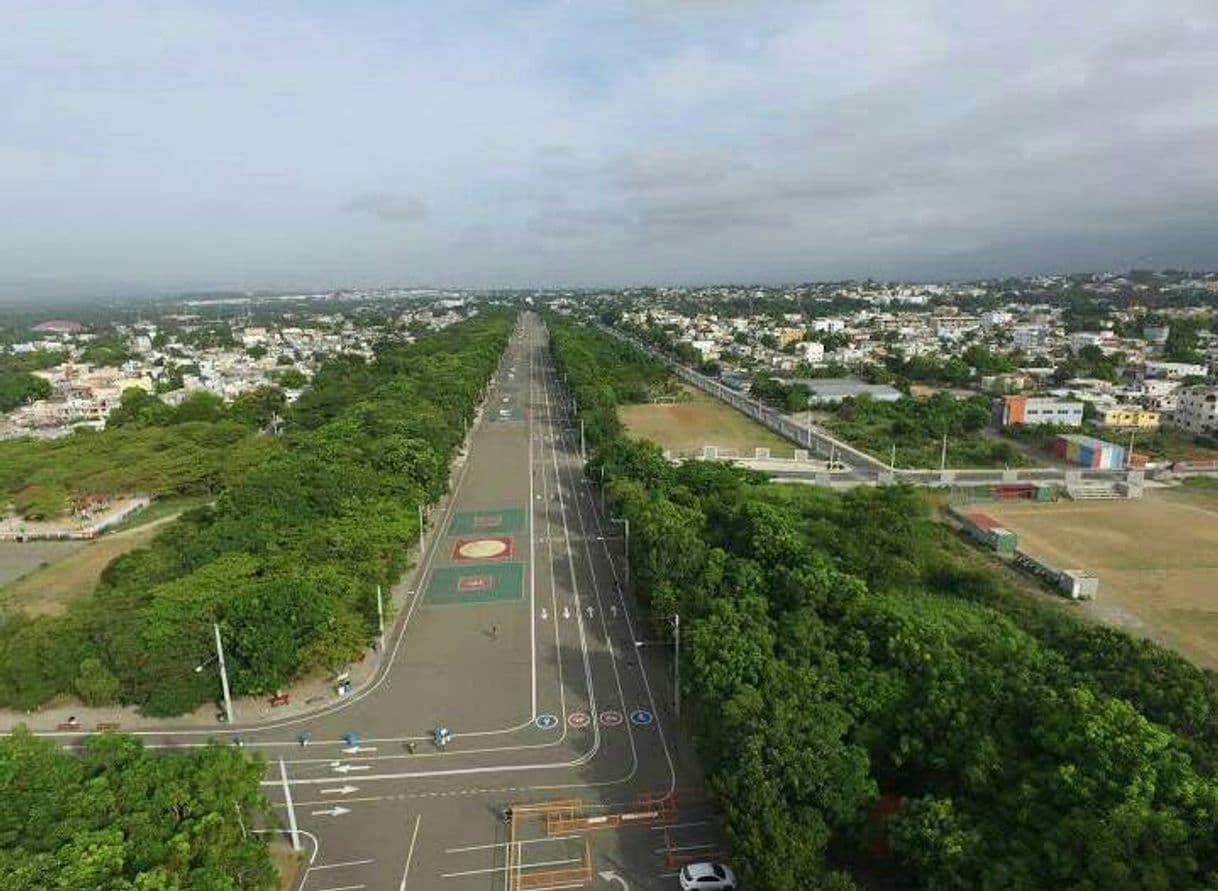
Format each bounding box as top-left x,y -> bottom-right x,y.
550,315 -> 1218,891
0,312 -> 512,715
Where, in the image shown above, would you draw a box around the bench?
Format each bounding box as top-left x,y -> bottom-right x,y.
56,722 -> 82,732
269,692 -> 290,707
95,722 -> 121,733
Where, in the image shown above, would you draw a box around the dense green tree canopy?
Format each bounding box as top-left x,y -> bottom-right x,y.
0,729 -> 275,890
550,315 -> 1218,891
0,313 -> 511,715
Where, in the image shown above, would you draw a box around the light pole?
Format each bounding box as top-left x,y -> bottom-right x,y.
417,503 -> 425,554
376,584 -> 385,651
634,611 -> 680,717
940,433 -> 948,473
806,396 -> 813,449
197,622 -> 234,725
611,517 -> 630,587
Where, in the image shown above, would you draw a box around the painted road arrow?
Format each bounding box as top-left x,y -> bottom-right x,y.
341,745 -> 378,754
320,785 -> 359,796
598,870 -> 629,889
310,806 -> 351,817
331,763 -> 371,774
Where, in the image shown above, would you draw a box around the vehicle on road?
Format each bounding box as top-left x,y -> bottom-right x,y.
679,862 -> 737,890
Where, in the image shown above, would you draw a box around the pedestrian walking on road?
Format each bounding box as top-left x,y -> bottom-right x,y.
490,624 -> 499,640
298,732 -> 311,747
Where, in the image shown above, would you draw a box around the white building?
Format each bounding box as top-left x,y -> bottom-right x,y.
1144,360 -> 1208,380
809,318 -> 846,333
797,341 -> 825,364
1012,326 -> 1048,350
1172,385 -> 1218,435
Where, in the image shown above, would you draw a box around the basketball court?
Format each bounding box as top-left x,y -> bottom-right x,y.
424,562 -> 524,605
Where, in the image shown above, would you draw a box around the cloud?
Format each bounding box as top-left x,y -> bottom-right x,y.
341,192 -> 428,223
1,0 -> 1216,295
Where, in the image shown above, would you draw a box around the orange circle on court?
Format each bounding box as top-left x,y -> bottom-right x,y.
458,538 -> 509,559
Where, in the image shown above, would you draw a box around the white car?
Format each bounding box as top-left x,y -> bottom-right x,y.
679,862 -> 737,890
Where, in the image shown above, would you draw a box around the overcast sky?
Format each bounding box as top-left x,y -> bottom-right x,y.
2,1 -> 1217,299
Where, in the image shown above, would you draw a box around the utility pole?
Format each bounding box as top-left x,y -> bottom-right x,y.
940,433 -> 948,473
599,465 -> 606,513
213,622 -> 234,726
612,517 -> 630,587
580,419 -> 586,461
376,585 -> 384,651
890,442 -> 897,472
279,758 -> 301,852
417,503 -> 425,553
673,613 -> 681,718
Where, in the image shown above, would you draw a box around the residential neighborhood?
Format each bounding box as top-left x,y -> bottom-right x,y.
0,293 -> 475,439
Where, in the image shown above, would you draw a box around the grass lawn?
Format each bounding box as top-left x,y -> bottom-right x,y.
0,516 -> 178,617
618,385 -> 796,457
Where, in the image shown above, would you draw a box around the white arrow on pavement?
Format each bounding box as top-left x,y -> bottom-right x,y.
540,608 -> 549,621
598,870 -> 629,889
562,606 -> 571,620
310,806 -> 351,817
320,785 -> 359,796
331,763 -> 371,774
341,745 -> 378,754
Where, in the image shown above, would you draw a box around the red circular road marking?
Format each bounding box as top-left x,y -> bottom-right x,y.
598,710 -> 624,727
567,711 -> 591,728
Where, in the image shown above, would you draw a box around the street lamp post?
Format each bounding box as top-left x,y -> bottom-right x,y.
376,584 -> 385,651
672,613 -> 681,718
205,622 -> 233,725
611,517 -> 630,587
417,503 -> 425,554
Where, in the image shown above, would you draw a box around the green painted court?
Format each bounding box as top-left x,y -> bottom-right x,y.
448,507 -> 528,536
424,562 -> 525,605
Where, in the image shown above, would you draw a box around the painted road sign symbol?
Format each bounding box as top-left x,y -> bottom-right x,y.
568,711 -> 591,729
535,713 -> 559,730
599,709 -> 624,727
629,709 -> 654,726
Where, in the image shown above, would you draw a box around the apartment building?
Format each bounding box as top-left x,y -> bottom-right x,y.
1172,386 -> 1218,435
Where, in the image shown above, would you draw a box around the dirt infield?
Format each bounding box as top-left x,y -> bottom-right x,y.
987,491 -> 1218,669
618,385 -> 795,457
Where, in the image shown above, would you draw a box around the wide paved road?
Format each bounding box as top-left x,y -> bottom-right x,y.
136,313 -> 717,891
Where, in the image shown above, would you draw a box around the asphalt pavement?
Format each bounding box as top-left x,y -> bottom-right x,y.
80,313 -> 717,891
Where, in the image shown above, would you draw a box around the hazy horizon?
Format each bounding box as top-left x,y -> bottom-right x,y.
3,1 -> 1217,302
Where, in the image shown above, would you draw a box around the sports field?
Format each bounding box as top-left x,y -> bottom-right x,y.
618,385 -> 795,457
986,490 -> 1218,668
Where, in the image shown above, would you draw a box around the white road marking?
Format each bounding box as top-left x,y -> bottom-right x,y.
314,884 -> 365,891
310,806 -> 351,817
442,856 -> 583,878
397,815 -> 422,891
445,834 -> 580,854
310,859 -> 374,871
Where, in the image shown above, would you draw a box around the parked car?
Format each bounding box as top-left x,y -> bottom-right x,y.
679,862 -> 737,890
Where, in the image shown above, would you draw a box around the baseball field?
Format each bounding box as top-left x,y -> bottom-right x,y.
986,488 -> 1218,669
618,384 -> 796,457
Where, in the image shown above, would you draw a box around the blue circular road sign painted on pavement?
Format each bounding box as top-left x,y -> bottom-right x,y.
629,709 -> 654,726
535,713 -> 559,730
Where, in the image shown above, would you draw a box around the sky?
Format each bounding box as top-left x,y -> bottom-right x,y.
2,0 -> 1217,299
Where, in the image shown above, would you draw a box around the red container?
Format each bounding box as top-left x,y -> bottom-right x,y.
968,513 -> 1004,531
